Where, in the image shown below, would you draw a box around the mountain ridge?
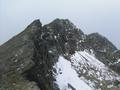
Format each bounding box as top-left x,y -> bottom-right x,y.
0,19 -> 120,90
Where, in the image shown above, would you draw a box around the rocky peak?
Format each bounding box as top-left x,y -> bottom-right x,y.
28,19 -> 42,28
87,32 -> 117,52
47,18 -> 76,29
44,18 -> 84,35
40,19 -> 85,55
23,19 -> 42,35
82,32 -> 118,64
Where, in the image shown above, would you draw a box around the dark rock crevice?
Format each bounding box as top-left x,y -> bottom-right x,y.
23,25 -> 60,90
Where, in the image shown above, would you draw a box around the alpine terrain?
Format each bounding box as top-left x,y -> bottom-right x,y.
0,19 -> 120,90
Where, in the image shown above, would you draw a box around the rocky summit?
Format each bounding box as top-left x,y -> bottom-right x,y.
0,19 -> 120,90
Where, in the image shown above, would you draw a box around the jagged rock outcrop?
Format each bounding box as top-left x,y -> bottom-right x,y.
0,18 -> 120,90
25,19 -> 85,90
109,50 -> 120,74
84,33 -> 118,64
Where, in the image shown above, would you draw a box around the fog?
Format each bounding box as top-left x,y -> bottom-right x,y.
0,0 -> 120,48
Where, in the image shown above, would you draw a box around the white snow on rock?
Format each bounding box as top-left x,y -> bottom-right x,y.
53,56 -> 92,90
53,50 -> 120,90
71,51 -> 120,81
113,59 -> 120,65
117,59 -> 120,63
70,50 -> 120,89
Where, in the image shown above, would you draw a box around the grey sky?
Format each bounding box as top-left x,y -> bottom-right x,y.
0,0 -> 120,49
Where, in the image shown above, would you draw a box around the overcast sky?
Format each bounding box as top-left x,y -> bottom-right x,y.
0,0 -> 120,49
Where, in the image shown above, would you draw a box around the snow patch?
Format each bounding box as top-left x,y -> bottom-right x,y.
113,59 -> 120,64
70,50 -> 120,89
53,56 -> 92,90
48,50 -> 53,53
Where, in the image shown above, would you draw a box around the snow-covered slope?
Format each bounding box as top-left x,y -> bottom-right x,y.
53,56 -> 92,90
53,50 -> 120,90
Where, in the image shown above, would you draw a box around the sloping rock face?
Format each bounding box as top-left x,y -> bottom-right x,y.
0,20 -> 41,90
0,18 -> 120,90
84,33 -> 117,64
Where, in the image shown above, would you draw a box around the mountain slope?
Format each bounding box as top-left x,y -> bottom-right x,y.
0,19 -> 41,90
0,19 -> 120,90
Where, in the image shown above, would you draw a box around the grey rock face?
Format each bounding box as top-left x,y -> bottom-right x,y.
0,18 -> 120,90
84,33 -> 118,64
0,19 -> 42,90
